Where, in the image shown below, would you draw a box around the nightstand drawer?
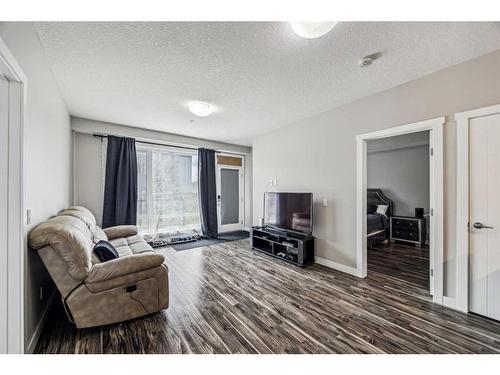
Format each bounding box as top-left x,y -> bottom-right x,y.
392,228 -> 419,241
392,218 -> 419,229
390,216 -> 426,246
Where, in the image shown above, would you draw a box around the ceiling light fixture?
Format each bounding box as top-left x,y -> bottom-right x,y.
290,22 -> 338,39
187,101 -> 215,117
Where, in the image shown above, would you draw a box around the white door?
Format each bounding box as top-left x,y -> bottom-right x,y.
0,76 -> 9,353
216,165 -> 244,233
469,113 -> 500,320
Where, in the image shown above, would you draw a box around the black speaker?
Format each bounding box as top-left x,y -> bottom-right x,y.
415,208 -> 424,218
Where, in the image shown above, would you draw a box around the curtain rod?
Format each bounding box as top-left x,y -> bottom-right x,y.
93,133 -> 196,151
92,133 -> 247,156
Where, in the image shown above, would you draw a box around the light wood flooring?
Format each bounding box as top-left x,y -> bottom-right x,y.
35,240 -> 500,353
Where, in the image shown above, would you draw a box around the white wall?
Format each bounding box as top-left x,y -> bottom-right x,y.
73,132 -> 104,224
72,117 -> 253,228
367,132 -> 430,217
253,49 -> 500,300
0,23 -> 71,352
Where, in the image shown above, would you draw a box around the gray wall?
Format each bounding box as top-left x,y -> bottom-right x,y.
367,132 -> 430,217
72,117 -> 253,229
0,22 -> 72,351
253,49 -> 500,299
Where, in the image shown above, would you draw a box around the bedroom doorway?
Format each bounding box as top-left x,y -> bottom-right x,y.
356,117 -> 444,305
366,132 -> 431,294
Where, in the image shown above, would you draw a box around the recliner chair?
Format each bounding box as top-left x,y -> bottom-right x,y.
29,206 -> 169,329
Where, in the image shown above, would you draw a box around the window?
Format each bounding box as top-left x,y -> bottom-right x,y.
137,144 -> 200,235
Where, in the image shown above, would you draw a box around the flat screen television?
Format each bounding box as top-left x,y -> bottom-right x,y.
264,192 -> 313,234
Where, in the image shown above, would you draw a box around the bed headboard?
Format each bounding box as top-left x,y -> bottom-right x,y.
367,188 -> 393,217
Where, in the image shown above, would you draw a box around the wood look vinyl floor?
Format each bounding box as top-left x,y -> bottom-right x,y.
35,240 -> 500,354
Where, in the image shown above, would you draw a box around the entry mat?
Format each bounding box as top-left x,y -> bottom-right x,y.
171,230 -> 249,251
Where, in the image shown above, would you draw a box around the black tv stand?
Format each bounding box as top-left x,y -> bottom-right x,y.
251,226 -> 314,267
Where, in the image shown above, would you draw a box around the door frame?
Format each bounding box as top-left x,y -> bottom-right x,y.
215,154 -> 245,234
0,37 -> 27,353
455,103 -> 500,313
355,117 -> 444,305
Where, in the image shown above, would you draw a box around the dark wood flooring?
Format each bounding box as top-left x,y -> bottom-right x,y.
369,241 -> 430,292
35,240 -> 500,354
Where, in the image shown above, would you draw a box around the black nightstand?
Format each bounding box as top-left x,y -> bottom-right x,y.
390,216 -> 427,247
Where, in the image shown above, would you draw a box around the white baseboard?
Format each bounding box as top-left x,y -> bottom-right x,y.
442,296 -> 456,309
314,256 -> 360,277
442,296 -> 468,313
26,290 -> 57,354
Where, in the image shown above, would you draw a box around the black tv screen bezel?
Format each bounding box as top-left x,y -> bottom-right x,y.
263,192 -> 313,235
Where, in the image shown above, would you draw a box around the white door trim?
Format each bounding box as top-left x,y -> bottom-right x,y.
0,37 -> 27,353
355,117 -> 445,305
216,156 -> 245,234
455,103 -> 500,314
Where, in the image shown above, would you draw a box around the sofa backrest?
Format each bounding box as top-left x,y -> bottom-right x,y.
29,206 -> 103,281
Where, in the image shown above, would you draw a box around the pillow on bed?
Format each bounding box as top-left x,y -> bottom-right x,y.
376,205 -> 389,216
367,205 -> 378,214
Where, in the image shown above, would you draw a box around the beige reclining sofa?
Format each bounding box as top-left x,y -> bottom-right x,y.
29,206 -> 169,328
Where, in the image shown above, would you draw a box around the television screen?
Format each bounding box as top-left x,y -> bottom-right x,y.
264,192 -> 313,234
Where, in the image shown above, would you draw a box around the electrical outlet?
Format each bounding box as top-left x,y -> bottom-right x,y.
323,198 -> 328,207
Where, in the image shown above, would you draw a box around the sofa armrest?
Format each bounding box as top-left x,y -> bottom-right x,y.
86,252 -> 165,283
85,264 -> 168,293
103,225 -> 138,240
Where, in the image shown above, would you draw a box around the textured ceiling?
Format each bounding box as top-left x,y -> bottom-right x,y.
35,22 -> 500,146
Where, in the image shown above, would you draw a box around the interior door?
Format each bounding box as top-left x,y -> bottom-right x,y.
469,112 -> 500,320
216,165 -> 244,233
0,76 -> 9,353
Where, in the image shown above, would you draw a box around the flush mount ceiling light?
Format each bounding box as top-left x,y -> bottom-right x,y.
290,22 -> 338,39
187,101 -> 215,117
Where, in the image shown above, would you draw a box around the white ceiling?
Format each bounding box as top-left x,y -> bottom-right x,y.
35,22 -> 500,146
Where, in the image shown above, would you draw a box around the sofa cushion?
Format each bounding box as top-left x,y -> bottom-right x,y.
125,235 -> 154,254
109,234 -> 153,258
59,206 -> 97,232
92,226 -> 108,243
29,215 -> 93,280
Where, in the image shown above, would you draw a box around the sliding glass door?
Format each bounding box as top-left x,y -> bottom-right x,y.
137,144 -> 200,235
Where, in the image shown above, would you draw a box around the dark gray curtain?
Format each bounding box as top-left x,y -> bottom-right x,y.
102,136 -> 138,228
198,148 -> 218,238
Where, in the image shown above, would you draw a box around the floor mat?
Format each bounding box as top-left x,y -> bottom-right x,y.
171,230 -> 249,251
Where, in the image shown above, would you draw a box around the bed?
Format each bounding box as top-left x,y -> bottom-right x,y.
367,188 -> 393,247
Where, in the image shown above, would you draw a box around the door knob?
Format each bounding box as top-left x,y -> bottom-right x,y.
473,222 -> 494,229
